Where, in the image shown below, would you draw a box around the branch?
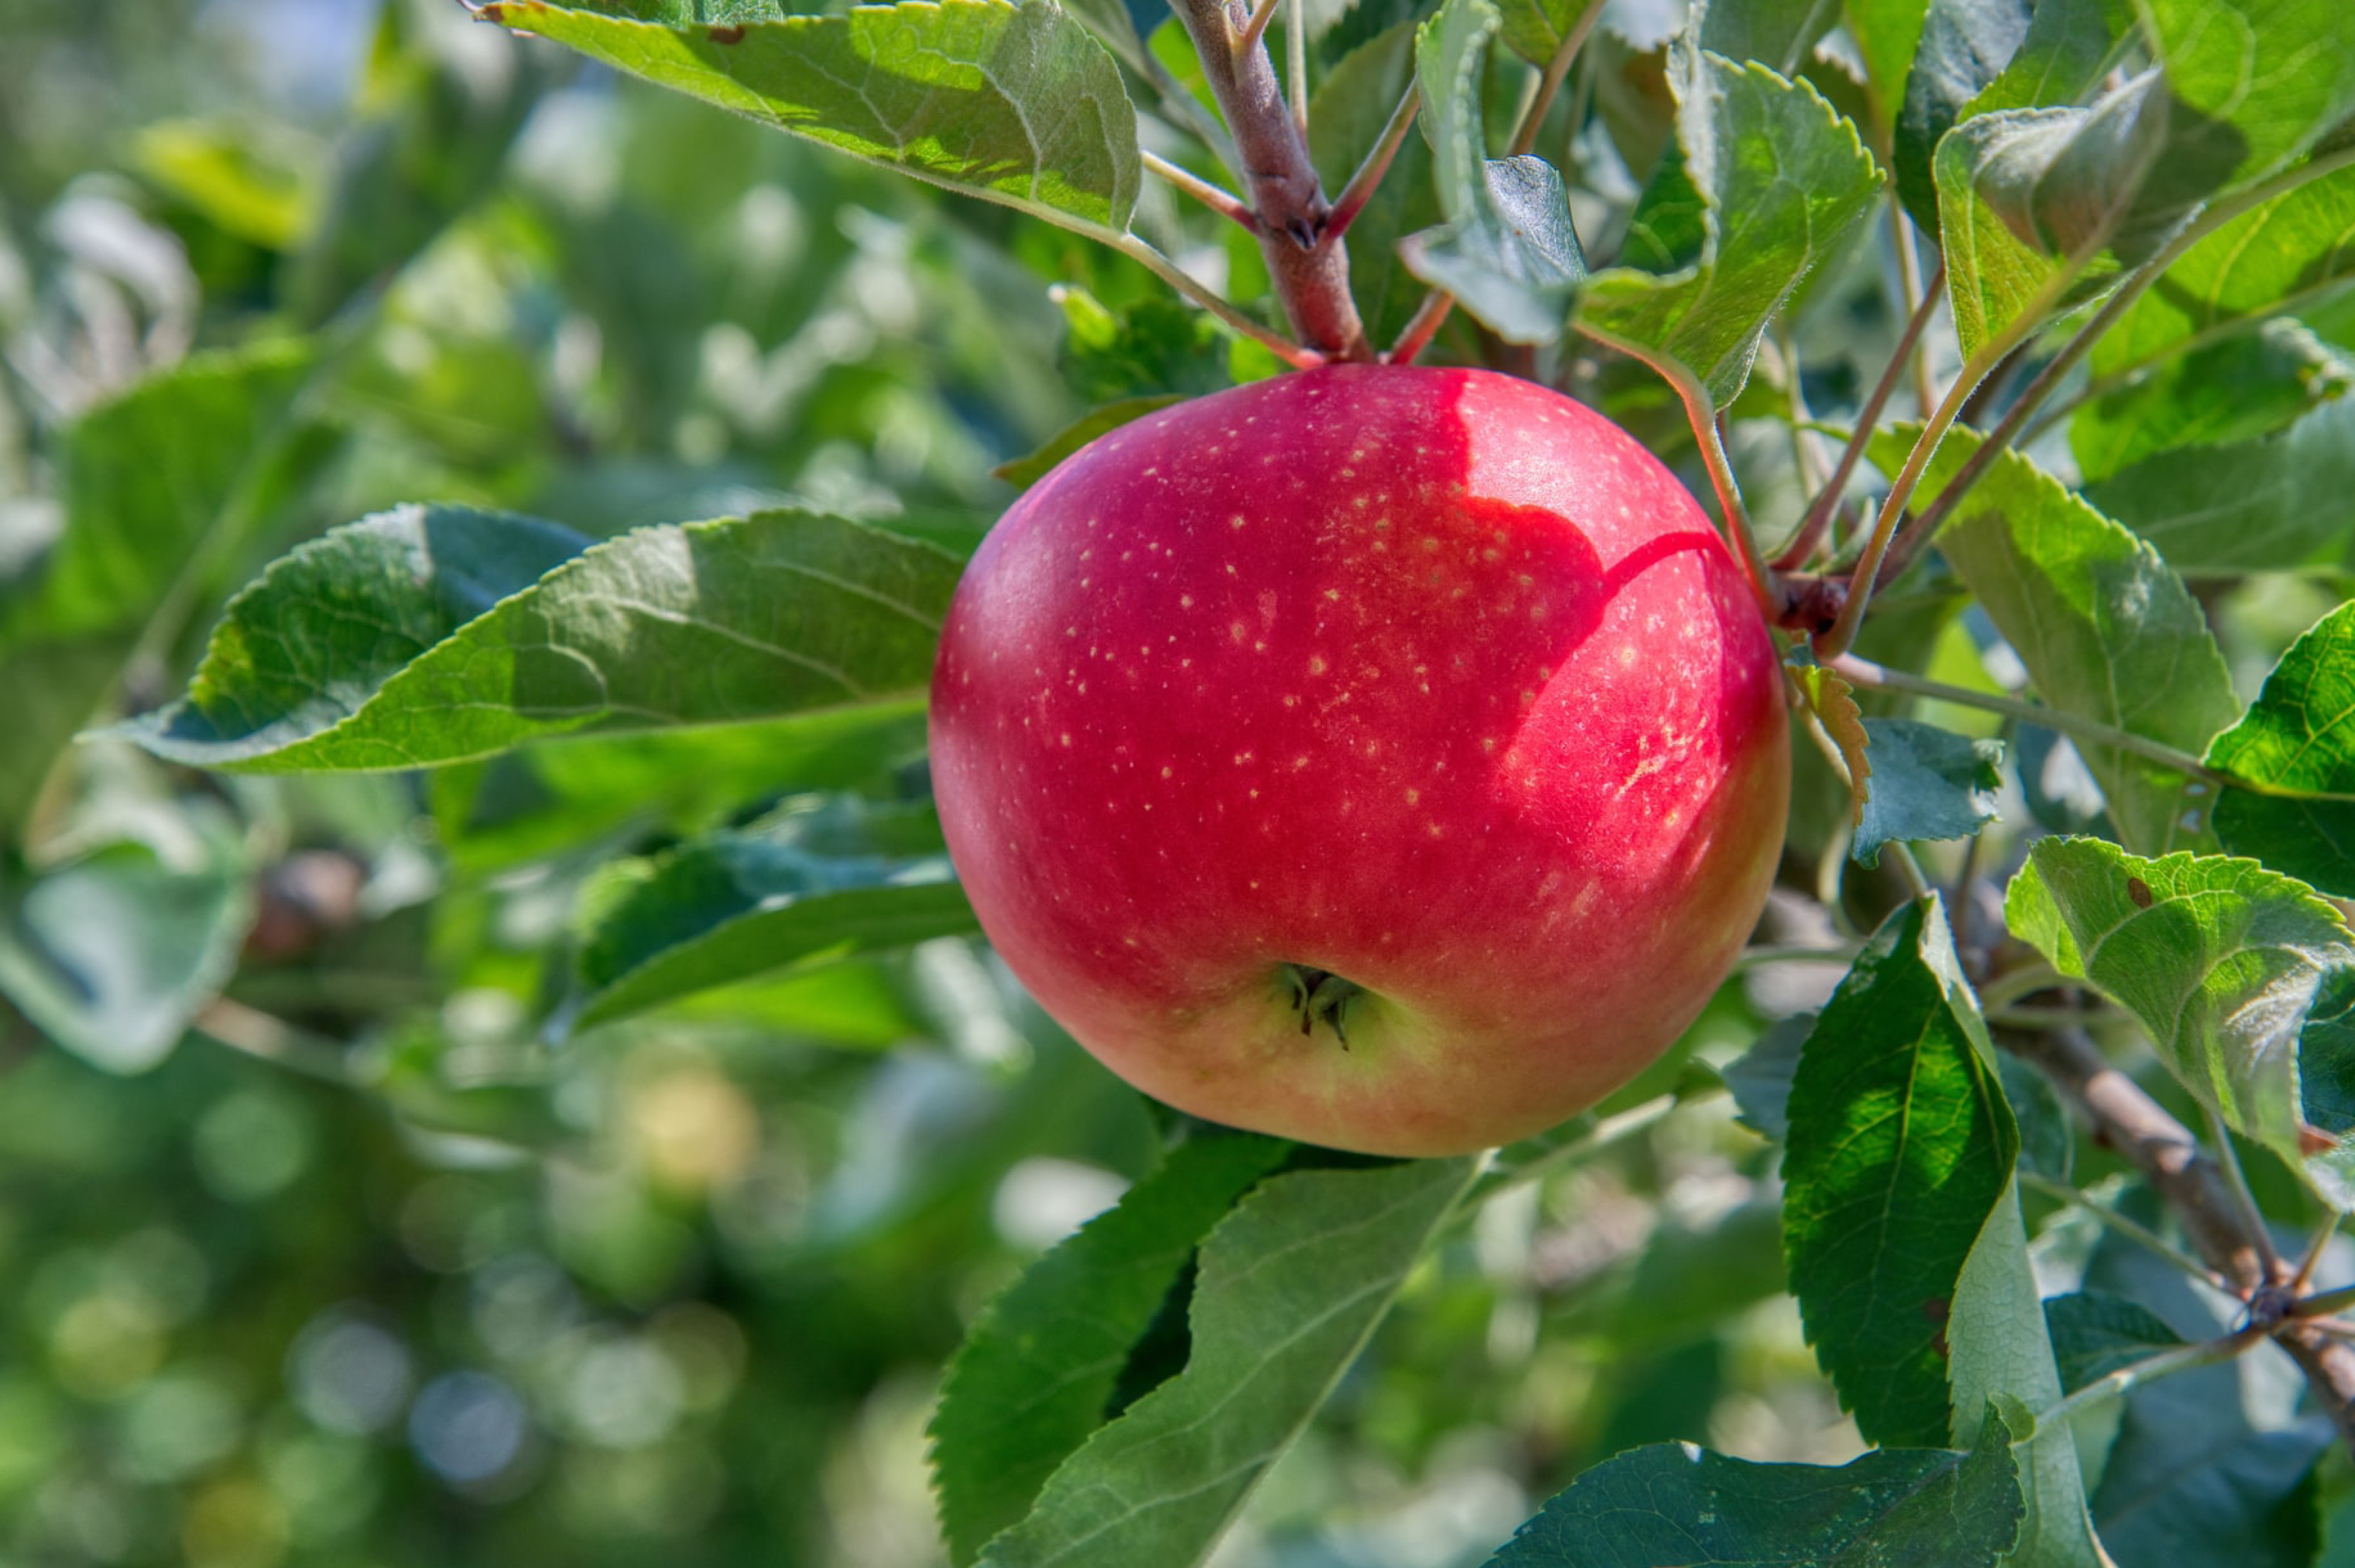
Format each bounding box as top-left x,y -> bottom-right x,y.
1171,0 -> 1370,359
2001,1025 -> 2355,1454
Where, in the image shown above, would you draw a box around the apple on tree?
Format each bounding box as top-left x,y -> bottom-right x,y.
929,365 -> 1788,1156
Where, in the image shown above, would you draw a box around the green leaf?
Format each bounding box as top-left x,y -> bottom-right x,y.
2085,394 -> 2355,573
1853,717 -> 2004,868
2005,837 -> 2355,1200
0,342 -> 319,830
1948,1190 -> 2103,1568
1399,0 -> 1589,345
1998,1052 -> 2074,1180
430,703 -> 931,873
1782,896 -> 2017,1449
2137,0 -> 2355,197
0,830 -> 254,1075
2086,168 -> 2355,405
1724,1011 -> 1813,1142
975,1155 -> 1479,1567
1495,0 -> 1600,66
992,396 -> 1186,489
2207,599 -> 2355,897
2071,320 -> 2350,484
2208,600 -> 2355,797
1892,424 -> 2238,853
1483,1409 -> 2022,1567
931,1133 -> 1291,1566
1963,0 -> 2124,118
475,0 -> 1141,237
1576,47 -> 1884,405
2041,1290 -> 2185,1393
566,798 -> 976,1032
2093,1412 -> 2332,1568
120,506 -> 960,773
1932,75 -> 2168,358
1892,0 -> 2032,233
1697,0 -> 1844,78
1843,0 -> 1933,131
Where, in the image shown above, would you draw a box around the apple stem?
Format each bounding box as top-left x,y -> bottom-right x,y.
1507,0 -> 1607,158
1327,84 -> 1421,244
1281,964 -> 1365,1048
1171,0 -> 1372,360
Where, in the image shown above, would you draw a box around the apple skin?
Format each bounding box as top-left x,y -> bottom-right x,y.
928,365 -> 1787,1157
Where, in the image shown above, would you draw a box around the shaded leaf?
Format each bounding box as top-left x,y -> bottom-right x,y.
1783,896 -> 2017,1448
1998,1052 -> 2073,1181
1892,0 -> 2032,233
2092,1415 -> 2332,1568
1577,48 -> 1884,406
1484,1408 -> 2021,1567
2071,319 -> 2351,485
121,506 -> 960,772
976,1156 -> 1479,1567
2006,837 -> 2355,1202
2138,0 -> 2355,197
2209,599 -> 2355,897
1696,0 -> 1843,78
2087,394 -> 2355,573
1724,1011 -> 1813,1142
2041,1289 -> 2185,1393
567,798 -> 975,1031
1496,0 -> 1600,67
476,0 -> 1142,237
1892,424 -> 2238,854
1399,0 -> 1589,345
0,830 -> 254,1075
1853,717 -> 2003,868
931,1133 -> 1291,1566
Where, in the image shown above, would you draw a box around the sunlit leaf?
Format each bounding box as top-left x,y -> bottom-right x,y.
475,0 -> 1142,236
931,1133 -> 1291,1566
119,506 -> 960,772
1783,896 -> 2016,1448
1577,47 -> 1883,405
976,1155 -> 1479,1567
2006,837 -> 2355,1203
1891,425 -> 2238,854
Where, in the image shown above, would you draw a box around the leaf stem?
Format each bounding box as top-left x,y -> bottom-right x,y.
1580,325 -> 1776,614
1386,290 -> 1457,365
1891,204 -> 1938,421
1287,0 -> 1309,136
2036,1327 -> 2266,1432
1775,262 -> 1945,571
1827,653 -> 2225,784
1976,961 -> 2063,1016
1109,233 -> 1324,368
1474,1090 -> 1693,1201
1234,0 -> 1280,57
2018,1172 -> 2218,1284
1141,150 -> 1262,233
1326,84 -> 1421,242
1506,0 -> 1606,158
2297,1282 -> 2355,1319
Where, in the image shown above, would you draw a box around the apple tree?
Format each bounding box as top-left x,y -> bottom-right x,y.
8,0 -> 2355,1562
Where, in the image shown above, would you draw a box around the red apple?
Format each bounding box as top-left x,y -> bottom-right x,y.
928,365 -> 1787,1156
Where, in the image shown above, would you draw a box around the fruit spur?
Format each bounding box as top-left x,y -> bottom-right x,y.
929,365 -> 1787,1156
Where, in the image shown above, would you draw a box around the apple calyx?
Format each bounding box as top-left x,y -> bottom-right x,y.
1282,965 -> 1366,1047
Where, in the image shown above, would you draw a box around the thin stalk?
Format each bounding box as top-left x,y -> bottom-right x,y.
1141,150 -> 1260,233
1474,1091 -> 1692,1201
1387,291 -> 1456,364
2038,1328 -> 2266,1431
1287,0 -> 1308,134
1235,0 -> 1280,56
1976,961 -> 2063,1016
1326,84 -> 1420,242
1890,204 -> 1938,420
1507,0 -> 1607,157
1885,841 -> 1932,900
2295,1212 -> 2343,1293
2203,1102 -> 2283,1282
2019,1171 -> 2219,1284
1581,326 -> 1774,611
2297,1282 -> 2355,1320
1774,261 -> 1945,571
1828,653 -> 2226,783
1110,233 -> 1324,367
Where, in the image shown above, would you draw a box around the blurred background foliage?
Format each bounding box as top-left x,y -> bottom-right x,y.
4,1 -> 2294,1565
